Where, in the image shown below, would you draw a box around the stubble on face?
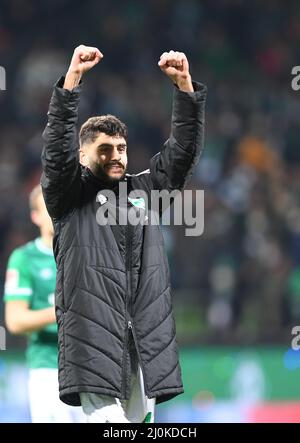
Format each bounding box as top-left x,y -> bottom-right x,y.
81,133 -> 128,184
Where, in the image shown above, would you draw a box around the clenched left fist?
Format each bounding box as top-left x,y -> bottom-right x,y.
158,50 -> 194,92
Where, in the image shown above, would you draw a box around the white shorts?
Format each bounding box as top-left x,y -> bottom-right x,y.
28,368 -> 86,423
80,347 -> 156,423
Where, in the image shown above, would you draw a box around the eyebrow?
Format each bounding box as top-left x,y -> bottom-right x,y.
98,143 -> 127,148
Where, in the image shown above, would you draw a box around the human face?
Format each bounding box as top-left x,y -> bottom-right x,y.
80,132 -> 128,182
31,193 -> 54,237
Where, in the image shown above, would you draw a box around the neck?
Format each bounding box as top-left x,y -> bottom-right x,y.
40,234 -> 53,249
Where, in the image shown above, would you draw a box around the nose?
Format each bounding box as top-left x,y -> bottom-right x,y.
111,146 -> 121,161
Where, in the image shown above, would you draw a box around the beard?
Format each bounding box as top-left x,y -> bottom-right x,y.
88,160 -> 127,185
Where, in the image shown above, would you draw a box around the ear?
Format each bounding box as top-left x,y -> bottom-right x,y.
79,148 -> 89,167
30,210 -> 40,228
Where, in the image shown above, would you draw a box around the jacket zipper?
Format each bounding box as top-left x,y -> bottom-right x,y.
121,319 -> 130,398
122,203 -> 149,398
122,219 -> 132,398
128,320 -> 150,398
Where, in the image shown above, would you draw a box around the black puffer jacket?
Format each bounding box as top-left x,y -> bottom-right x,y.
41,76 -> 206,406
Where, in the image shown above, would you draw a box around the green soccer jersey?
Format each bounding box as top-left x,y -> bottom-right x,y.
4,238 -> 58,369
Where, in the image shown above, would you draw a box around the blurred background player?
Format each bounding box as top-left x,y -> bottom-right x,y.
3,185 -> 84,423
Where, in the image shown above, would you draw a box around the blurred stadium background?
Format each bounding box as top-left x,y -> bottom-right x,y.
1,0 -> 300,422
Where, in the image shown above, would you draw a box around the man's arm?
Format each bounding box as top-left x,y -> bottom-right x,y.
3,249 -> 56,335
41,45 -> 103,218
149,51 -> 207,191
5,301 -> 56,335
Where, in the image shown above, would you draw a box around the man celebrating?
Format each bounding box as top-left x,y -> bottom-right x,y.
41,45 -> 206,423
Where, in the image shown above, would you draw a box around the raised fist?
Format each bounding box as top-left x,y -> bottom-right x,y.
68,45 -> 103,75
158,50 -> 193,92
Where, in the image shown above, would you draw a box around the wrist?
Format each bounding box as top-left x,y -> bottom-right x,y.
63,69 -> 82,90
175,74 -> 194,92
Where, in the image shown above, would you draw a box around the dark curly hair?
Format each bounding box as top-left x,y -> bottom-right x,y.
79,114 -> 128,146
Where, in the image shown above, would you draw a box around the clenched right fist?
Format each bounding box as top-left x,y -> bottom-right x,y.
68,45 -> 103,75
64,45 -> 103,90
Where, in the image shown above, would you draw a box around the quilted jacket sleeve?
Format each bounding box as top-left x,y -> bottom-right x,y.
149,81 -> 207,192
41,76 -> 82,219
